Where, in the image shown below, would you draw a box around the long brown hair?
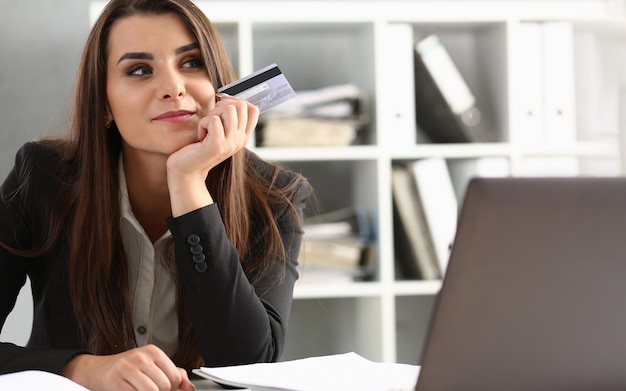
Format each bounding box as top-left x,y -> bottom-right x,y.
4,0 -> 307,370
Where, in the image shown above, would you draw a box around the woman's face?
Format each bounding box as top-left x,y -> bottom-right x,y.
106,12 -> 215,158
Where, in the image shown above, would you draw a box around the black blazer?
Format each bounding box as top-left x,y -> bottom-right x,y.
0,142 -> 309,375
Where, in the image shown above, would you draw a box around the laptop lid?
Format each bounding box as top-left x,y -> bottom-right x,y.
415,177 -> 626,391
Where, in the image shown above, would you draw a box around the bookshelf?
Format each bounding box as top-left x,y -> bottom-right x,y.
89,1 -> 626,365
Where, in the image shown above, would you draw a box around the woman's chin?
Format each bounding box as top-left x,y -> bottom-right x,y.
162,134 -> 199,153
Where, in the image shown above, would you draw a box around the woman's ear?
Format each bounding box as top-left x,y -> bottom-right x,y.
105,109 -> 113,128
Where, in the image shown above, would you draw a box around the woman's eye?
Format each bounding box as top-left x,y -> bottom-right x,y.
182,56 -> 204,69
126,65 -> 152,77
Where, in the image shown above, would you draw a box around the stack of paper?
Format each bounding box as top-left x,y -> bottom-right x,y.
0,370 -> 88,391
194,352 -> 419,391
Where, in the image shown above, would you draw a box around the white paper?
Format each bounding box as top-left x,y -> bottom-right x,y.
0,370 -> 88,390
193,352 -> 419,391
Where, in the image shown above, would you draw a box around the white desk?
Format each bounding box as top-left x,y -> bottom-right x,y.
0,371 -> 249,391
0,351 -> 418,390
194,378 -> 249,390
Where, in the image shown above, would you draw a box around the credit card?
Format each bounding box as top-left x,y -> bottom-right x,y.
218,64 -> 296,114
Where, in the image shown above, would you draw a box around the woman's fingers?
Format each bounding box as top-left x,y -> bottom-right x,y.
70,345 -> 195,391
197,96 -> 257,158
177,368 -> 196,391
143,344 -> 186,390
244,99 -> 260,139
214,93 -> 258,136
215,95 -> 253,141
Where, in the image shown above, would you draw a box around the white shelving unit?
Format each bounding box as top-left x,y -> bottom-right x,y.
88,1 -> 626,365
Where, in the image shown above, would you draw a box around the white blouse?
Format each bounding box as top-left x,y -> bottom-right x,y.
118,158 -> 178,357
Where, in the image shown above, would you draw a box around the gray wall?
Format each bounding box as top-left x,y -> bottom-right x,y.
0,1 -> 90,179
0,0 -> 91,344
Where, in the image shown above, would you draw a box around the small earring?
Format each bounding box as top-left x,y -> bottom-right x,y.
105,120 -> 112,128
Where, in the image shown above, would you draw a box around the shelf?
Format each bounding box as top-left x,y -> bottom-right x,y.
516,140 -> 620,157
191,2 -> 620,23
389,143 -> 512,160
293,280 -> 443,299
255,140 -> 619,163
253,145 -> 380,162
392,280 -> 443,296
293,281 -> 384,299
388,140 -> 619,160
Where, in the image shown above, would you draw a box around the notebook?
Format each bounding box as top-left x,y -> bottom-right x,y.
415,177 -> 626,391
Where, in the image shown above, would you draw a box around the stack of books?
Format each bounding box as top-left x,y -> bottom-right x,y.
297,206 -> 374,283
257,83 -> 369,147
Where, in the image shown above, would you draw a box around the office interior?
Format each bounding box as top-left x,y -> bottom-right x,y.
1,0 -> 626,366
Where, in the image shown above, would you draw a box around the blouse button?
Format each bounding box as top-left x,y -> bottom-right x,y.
137,326 -> 147,335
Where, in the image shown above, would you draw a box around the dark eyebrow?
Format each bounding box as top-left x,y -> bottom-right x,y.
175,42 -> 200,55
117,52 -> 153,65
116,43 -> 200,65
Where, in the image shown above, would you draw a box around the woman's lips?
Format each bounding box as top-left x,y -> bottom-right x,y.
153,110 -> 195,123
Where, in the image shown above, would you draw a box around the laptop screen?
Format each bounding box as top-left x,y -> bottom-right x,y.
416,177 -> 626,391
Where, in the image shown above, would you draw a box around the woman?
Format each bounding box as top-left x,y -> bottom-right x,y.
0,0 -> 310,389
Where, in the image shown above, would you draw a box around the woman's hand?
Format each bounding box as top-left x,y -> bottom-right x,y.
62,344 -> 195,391
166,95 -> 259,217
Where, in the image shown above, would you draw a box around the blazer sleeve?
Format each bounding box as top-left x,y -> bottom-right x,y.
0,142 -> 86,375
167,180 -> 309,366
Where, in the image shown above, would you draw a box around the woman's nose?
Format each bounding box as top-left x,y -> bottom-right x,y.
157,68 -> 186,100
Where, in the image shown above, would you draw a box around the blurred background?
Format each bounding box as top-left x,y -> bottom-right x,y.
0,1 -> 90,179
0,0 -> 94,345
1,0 -> 625,364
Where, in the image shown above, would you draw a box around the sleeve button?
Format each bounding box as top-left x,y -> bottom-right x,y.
193,253 -> 206,263
187,234 -> 201,245
195,262 -> 208,273
190,244 -> 203,255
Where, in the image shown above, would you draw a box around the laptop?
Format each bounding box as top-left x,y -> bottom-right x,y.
415,177 -> 626,391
